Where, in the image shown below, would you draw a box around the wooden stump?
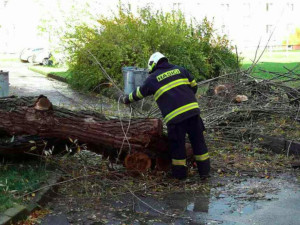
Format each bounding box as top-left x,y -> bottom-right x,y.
124,152 -> 152,173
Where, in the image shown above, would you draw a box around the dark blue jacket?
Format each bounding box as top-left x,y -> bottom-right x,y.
125,62 -> 200,125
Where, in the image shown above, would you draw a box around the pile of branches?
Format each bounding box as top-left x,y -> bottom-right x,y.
199,69 -> 300,142
18,67 -> 299,216
141,66 -> 300,156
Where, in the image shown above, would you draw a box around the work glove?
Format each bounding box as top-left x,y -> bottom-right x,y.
120,94 -> 130,104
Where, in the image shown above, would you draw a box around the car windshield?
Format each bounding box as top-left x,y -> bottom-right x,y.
33,48 -> 43,51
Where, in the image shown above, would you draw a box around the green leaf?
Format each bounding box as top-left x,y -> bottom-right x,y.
30,146 -> 37,151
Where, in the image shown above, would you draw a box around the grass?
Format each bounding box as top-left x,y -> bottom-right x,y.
27,50 -> 300,88
242,50 -> 300,88
28,65 -> 71,81
0,53 -> 19,62
0,161 -> 49,212
242,49 -> 300,64
0,58 -> 19,62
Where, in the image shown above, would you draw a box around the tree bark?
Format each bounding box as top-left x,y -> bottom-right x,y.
0,96 -> 168,156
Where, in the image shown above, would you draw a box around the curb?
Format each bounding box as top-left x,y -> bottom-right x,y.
47,73 -> 67,83
0,205 -> 27,225
0,173 -> 62,225
28,66 -> 68,83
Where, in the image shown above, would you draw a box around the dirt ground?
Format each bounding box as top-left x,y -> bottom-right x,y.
38,171 -> 300,225
2,58 -> 300,225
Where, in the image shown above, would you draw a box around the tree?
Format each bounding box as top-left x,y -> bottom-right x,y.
283,28 -> 300,46
65,5 -> 239,92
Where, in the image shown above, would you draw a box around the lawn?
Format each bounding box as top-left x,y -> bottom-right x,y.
0,54 -> 19,62
242,50 -> 300,88
28,65 -> 71,81
27,50 -> 300,89
0,161 -> 49,212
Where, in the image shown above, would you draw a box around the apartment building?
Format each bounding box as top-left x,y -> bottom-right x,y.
0,0 -> 299,53
170,0 -> 300,50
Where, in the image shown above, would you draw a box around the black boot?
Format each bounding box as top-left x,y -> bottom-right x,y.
172,166 -> 187,180
196,158 -> 210,179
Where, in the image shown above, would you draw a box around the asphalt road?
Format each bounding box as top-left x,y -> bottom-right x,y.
1,60 -> 108,110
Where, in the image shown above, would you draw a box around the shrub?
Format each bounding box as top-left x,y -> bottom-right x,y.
66,6 -> 240,92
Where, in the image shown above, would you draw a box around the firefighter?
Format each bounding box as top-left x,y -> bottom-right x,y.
122,52 -> 210,180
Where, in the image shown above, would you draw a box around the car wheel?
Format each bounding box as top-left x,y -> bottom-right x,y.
28,56 -> 33,63
42,58 -> 49,66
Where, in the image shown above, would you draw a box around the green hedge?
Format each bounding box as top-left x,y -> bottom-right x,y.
66,6 -> 240,92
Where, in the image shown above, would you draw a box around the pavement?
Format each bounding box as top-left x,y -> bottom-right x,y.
0,59 -> 109,110
40,174 -> 300,225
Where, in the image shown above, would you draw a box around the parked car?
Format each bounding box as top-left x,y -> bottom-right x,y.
20,48 -> 51,65
32,49 -> 52,65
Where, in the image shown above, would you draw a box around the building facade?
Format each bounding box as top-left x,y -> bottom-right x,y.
0,0 -> 299,53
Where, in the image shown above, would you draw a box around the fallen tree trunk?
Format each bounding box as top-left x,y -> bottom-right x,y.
258,135 -> 300,156
0,95 -> 167,155
0,135 -> 48,155
0,96 -> 199,172
0,134 -> 72,156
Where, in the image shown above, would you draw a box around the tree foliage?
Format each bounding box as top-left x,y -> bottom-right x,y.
66,6 -> 240,92
283,28 -> 300,45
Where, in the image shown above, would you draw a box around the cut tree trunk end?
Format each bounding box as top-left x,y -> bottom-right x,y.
0,95 -> 172,171
0,95 -> 196,172
0,95 -> 165,152
124,152 -> 152,174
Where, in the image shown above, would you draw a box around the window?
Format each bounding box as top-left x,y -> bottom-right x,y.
221,3 -> 230,12
243,2 -> 251,10
266,2 -> 273,12
243,24 -> 250,30
243,3 -> 251,18
3,0 -> 8,7
221,24 -> 229,35
221,24 -> 226,34
286,24 -> 294,32
266,24 -> 273,34
287,3 -> 294,11
173,2 -> 182,10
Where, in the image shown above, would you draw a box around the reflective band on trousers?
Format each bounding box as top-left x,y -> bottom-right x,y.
172,159 -> 186,166
164,102 -> 199,124
154,78 -> 190,101
195,153 -> 209,161
190,80 -> 197,87
136,87 -> 144,99
129,93 -> 134,102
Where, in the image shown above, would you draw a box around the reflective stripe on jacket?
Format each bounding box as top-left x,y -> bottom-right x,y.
125,62 -> 200,125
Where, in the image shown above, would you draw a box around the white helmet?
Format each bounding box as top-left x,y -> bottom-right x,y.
148,52 -> 167,73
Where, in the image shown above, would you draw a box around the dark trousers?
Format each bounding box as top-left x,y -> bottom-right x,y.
167,115 -> 210,179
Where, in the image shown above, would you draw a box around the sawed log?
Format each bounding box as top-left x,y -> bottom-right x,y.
0,95 -> 171,171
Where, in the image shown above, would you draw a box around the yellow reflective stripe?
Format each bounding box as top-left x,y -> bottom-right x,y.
154,78 -> 190,101
195,153 -> 209,161
136,87 -> 144,99
172,159 -> 186,166
129,93 -> 134,102
190,80 -> 197,87
157,69 -> 181,82
164,102 -> 199,124
150,63 -> 156,72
